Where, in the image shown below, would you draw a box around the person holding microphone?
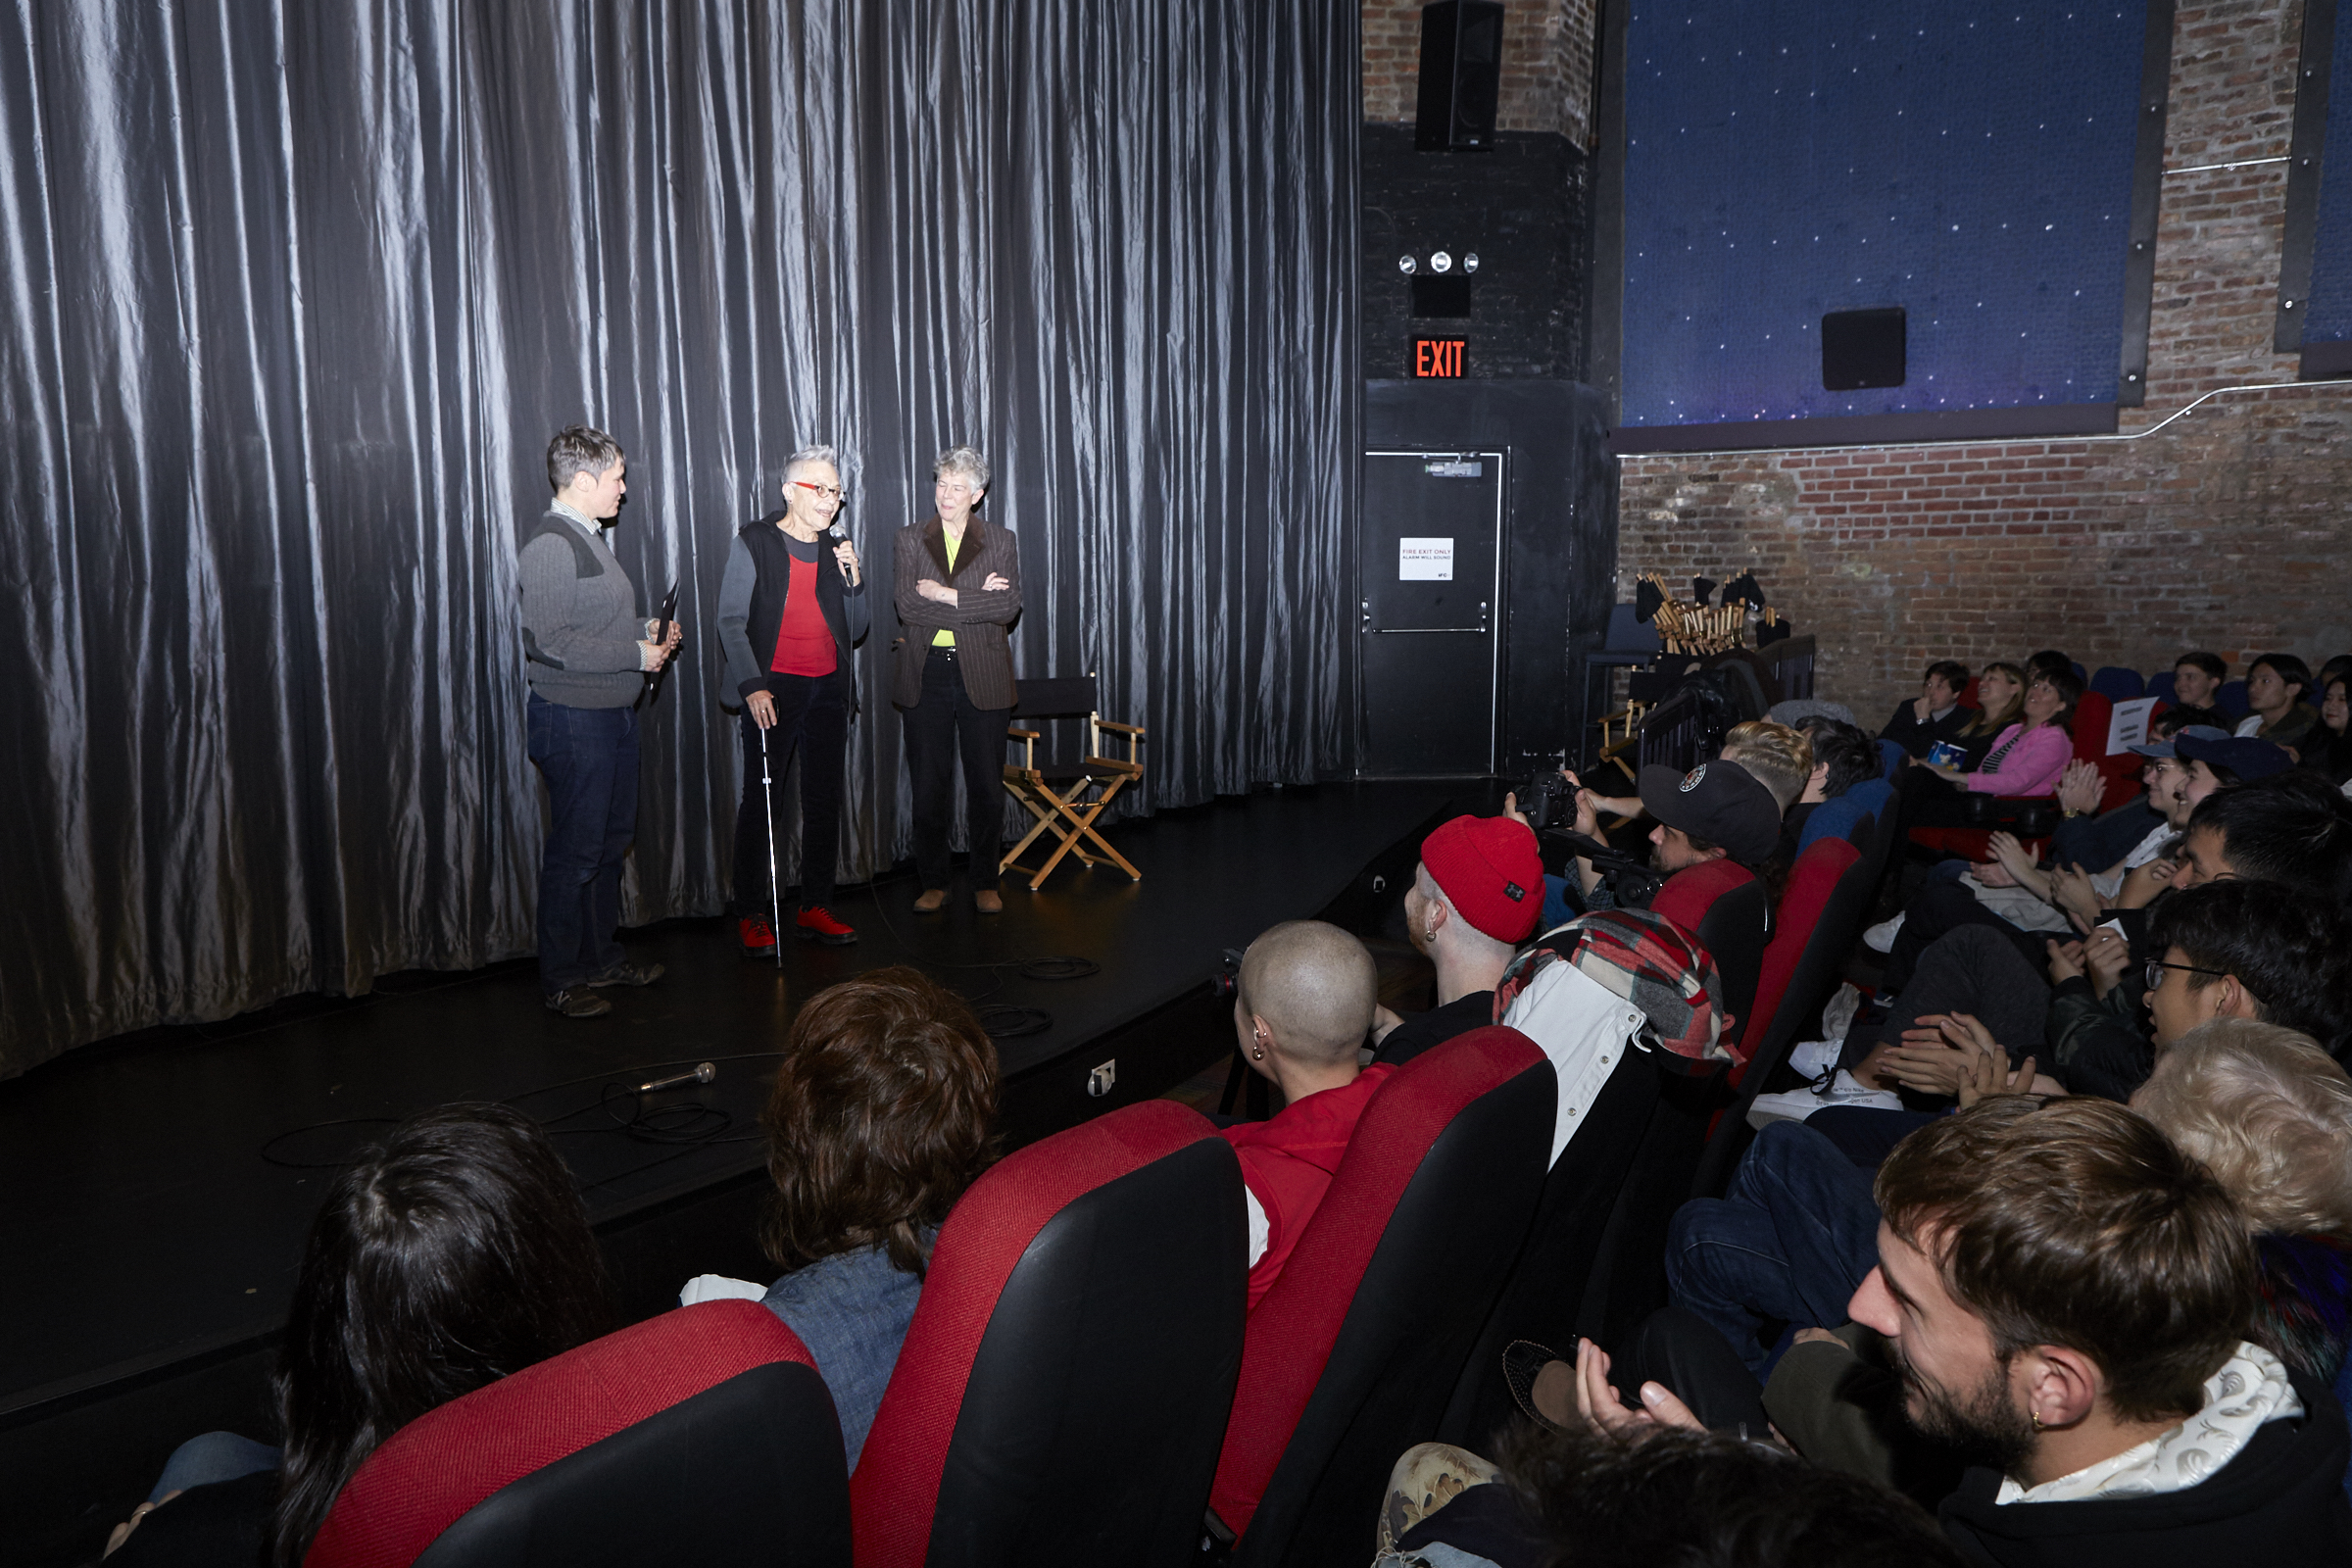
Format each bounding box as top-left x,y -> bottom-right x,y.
892,446 -> 1020,913
716,445 -> 867,952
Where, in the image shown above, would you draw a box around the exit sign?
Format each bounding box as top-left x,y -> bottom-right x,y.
1412,337 -> 1465,377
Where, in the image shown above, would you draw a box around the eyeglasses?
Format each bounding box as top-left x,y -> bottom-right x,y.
2145,958 -> 2229,992
791,481 -> 846,501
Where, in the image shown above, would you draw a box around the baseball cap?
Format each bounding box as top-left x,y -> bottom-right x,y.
1421,814 -> 1544,943
2128,723 -> 2230,759
2174,731 -> 2294,782
1637,760 -> 1783,867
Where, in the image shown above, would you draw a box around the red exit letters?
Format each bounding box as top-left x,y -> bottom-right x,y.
1412,337 -> 1465,377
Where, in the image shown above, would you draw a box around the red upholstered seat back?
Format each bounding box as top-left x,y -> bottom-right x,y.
1207,1026 -> 1551,1546
1733,836 -> 1859,1073
851,1100 -> 1245,1568
308,1300 -> 840,1568
1650,859 -> 1767,1053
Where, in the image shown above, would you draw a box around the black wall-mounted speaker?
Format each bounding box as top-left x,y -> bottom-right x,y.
1822,307 -> 1907,390
1415,1 -> 1504,152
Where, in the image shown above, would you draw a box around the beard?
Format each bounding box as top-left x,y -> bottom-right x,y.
1889,1340 -> 2036,1474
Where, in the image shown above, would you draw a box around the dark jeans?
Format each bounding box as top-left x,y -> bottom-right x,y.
1665,1120 -> 1884,1375
905,647 -> 1006,892
1881,877 -> 2052,992
731,668 -> 847,915
2050,799 -> 2161,873
526,694 -> 637,994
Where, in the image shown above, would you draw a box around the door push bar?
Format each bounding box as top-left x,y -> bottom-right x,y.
1362,599 -> 1489,633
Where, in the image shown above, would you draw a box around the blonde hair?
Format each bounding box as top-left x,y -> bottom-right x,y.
1962,662 -> 2027,738
2134,1018 -> 2352,1236
1718,720 -> 1813,812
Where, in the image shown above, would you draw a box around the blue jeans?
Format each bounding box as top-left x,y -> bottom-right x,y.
526,694 -> 638,993
150,1431 -> 278,1502
1666,1120 -> 1884,1375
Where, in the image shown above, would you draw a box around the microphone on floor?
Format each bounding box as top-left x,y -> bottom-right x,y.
638,1062 -> 716,1095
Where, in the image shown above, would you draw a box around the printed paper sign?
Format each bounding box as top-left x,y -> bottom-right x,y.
1398,537 -> 1454,581
2106,696 -> 2157,756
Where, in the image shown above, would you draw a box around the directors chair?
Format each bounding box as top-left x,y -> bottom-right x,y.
1000,674 -> 1146,891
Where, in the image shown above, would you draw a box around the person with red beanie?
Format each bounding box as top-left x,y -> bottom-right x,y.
1375,814 -> 1544,1066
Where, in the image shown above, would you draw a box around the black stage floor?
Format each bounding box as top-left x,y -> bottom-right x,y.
0,780 -> 1471,1566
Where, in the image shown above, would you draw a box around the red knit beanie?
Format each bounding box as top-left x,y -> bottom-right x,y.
1420,814 -> 1544,943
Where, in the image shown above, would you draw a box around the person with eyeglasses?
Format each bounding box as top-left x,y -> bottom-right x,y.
716,444 -> 867,952
891,445 -> 1022,914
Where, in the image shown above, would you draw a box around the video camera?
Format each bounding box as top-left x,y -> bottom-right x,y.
1209,947 -> 1245,1000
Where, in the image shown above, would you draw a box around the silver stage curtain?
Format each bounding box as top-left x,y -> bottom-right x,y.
0,0 -> 1359,1075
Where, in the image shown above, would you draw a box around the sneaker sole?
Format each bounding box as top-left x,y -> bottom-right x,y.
796,928 -> 858,946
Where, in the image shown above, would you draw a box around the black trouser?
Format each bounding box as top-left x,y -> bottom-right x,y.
731,667 -> 847,915
905,646 -> 1005,891
1879,876 -> 2053,992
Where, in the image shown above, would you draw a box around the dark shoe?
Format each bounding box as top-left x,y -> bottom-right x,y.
738,916 -> 778,957
974,889 -> 1004,914
544,986 -> 612,1019
911,889 -> 949,913
796,906 -> 858,945
586,960 -> 664,988
1501,1340 -> 1568,1433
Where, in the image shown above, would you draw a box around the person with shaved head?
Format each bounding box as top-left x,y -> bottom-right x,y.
1223,920 -> 1387,1309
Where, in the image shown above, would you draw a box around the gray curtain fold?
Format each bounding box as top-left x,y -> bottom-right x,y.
0,0 -> 1358,1077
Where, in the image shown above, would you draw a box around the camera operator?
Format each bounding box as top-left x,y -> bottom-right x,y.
1510,760 -> 1782,922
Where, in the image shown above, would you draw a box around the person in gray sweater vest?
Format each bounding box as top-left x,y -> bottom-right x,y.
518,426 -> 681,1018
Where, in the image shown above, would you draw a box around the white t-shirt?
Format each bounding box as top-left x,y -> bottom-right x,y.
2235,713 -> 2264,738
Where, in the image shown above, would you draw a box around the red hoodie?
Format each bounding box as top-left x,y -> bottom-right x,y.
1221,1064 -> 1395,1308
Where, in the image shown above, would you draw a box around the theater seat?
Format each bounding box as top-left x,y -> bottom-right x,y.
1207,1027 -> 1553,1567
307,1300 -> 850,1567
851,1101 -> 1247,1568
1651,859 -> 1767,1053
1692,837 -> 1873,1199
2090,665 -> 2144,702
2148,668 -> 2178,707
1731,837 -> 1861,1070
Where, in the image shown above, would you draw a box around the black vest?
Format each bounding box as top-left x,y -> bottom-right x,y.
741,514 -> 858,711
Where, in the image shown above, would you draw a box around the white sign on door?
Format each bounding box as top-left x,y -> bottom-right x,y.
1398,537 -> 1454,581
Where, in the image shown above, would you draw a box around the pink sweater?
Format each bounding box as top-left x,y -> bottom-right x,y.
1963,722 -> 2072,797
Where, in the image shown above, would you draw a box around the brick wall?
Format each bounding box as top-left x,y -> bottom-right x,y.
1615,0 -> 2352,727
1363,0 -> 1598,145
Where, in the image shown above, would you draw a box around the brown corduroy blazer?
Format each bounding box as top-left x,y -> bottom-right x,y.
889,514 -> 1022,712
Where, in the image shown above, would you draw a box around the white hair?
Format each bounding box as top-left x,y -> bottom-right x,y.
783,444 -> 841,485
932,445 -> 990,492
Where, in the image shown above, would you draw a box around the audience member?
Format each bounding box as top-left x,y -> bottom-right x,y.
1932,668 -> 2080,795
1373,815 -> 1542,1066
1719,718 -> 1815,813
107,1104 -> 612,1567
2237,653 -> 2320,750
2138,880 -> 2352,1064
2132,1019 -> 2352,1396
1544,760 -> 1782,920
1224,920 -> 1386,1308
1521,1098 -> 2352,1557
2171,650 -> 2229,711
2307,672 -> 2352,789
1951,661 -> 2026,769
2043,707 -> 2212,872
1794,717 -> 1893,851
1881,661 -> 1976,760
749,967 -> 998,1466
2025,648 -> 2077,686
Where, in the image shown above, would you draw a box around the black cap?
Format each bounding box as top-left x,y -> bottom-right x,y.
1638,760 -> 1783,867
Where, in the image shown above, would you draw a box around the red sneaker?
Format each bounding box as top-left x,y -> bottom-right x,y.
739,915 -> 778,957
795,906 -> 858,946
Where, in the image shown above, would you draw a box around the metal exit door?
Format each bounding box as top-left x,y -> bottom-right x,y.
1358,450 -> 1505,776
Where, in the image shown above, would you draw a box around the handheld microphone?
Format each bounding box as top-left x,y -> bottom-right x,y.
638,1062 -> 716,1094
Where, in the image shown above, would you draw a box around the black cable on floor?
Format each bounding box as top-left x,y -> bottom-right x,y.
852,868 -> 1099,1035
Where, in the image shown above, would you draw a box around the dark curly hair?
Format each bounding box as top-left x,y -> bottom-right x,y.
761,967 -> 1000,1278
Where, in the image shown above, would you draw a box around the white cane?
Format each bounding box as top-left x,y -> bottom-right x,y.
759,718 -> 783,971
